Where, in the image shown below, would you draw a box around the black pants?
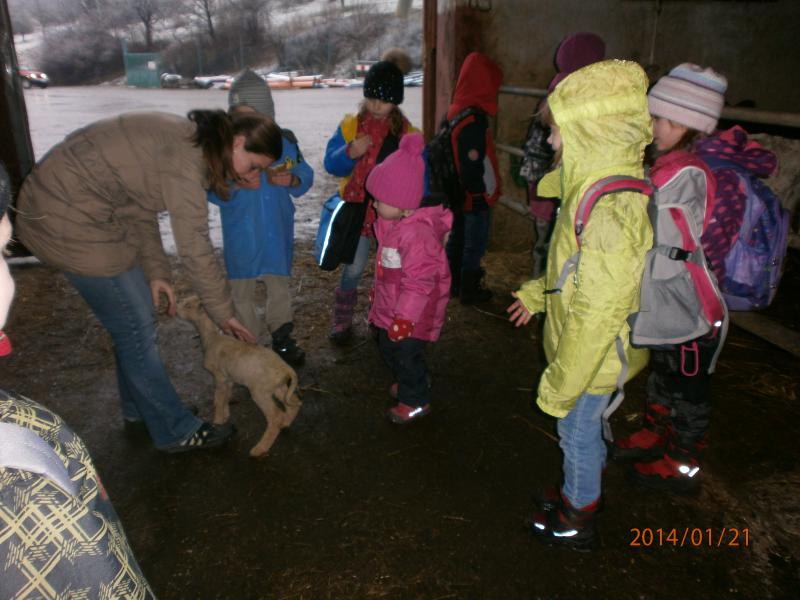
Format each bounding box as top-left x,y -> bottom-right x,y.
647,335 -> 721,454
377,329 -> 430,407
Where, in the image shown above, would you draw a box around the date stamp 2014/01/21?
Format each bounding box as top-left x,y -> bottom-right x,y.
629,528 -> 750,548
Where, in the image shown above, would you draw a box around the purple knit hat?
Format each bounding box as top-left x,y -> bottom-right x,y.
648,63 -> 728,134
547,32 -> 606,93
366,133 -> 426,211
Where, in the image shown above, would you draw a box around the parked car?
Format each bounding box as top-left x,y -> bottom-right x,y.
404,71 -> 423,87
18,67 -> 49,89
160,72 -> 215,89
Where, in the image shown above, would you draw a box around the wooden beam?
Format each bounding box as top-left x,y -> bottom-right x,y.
730,312 -> 800,358
422,0 -> 437,139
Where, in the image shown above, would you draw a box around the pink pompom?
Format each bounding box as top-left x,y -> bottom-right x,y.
399,132 -> 426,156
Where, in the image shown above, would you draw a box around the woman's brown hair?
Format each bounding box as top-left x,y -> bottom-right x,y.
188,109 -> 283,199
357,101 -> 407,137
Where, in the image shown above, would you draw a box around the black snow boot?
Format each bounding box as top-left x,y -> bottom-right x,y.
612,402 -> 671,462
527,492 -> 599,552
271,322 -> 305,367
459,268 -> 493,305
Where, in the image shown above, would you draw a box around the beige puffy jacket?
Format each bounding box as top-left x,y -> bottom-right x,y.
17,112 -> 234,324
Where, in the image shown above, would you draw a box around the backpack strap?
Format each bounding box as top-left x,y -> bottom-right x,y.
445,106 -> 481,130
575,176 -> 654,246
602,336 -> 629,442
546,176 -> 652,295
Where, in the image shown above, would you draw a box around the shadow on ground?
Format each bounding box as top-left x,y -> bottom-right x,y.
2,243 -> 799,599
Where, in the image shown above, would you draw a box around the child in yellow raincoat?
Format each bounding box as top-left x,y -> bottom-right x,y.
507,60 -> 653,551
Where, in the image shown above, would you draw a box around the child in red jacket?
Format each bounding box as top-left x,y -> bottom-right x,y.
444,52 -> 503,304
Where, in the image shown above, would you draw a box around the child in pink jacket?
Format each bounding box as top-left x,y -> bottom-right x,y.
365,133 -> 453,424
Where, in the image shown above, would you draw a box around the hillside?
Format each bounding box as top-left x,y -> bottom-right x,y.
11,0 -> 423,85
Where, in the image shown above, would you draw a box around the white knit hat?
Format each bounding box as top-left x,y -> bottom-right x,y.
228,69 -> 275,119
648,63 -> 727,134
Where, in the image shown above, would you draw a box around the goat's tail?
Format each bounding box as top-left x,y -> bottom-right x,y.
284,372 -> 301,408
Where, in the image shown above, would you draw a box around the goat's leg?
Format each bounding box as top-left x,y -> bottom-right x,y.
212,375 -> 234,424
249,390 -> 283,457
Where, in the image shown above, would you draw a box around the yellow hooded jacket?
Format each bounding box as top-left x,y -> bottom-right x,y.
515,60 -> 653,418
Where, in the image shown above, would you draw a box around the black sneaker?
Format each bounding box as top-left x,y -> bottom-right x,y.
162,422 -> 236,454
272,336 -> 306,367
271,322 -> 306,366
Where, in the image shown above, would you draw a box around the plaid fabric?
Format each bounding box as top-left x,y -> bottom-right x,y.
0,390 -> 156,600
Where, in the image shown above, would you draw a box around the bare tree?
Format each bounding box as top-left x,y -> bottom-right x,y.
228,0 -> 270,47
184,0 -> 220,40
130,0 -> 162,49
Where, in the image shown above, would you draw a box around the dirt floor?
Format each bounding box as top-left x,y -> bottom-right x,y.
2,242 -> 799,599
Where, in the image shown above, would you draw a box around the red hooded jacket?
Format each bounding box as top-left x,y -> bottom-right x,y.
447,52 -> 503,211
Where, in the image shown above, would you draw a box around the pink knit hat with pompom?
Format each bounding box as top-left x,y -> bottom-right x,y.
366,132 -> 427,211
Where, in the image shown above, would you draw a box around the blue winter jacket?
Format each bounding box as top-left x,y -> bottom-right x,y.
208,135 -> 314,278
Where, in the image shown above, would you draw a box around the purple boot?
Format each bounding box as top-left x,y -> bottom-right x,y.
329,287 -> 357,345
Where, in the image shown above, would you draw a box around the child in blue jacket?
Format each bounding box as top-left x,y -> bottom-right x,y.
208,69 -> 314,366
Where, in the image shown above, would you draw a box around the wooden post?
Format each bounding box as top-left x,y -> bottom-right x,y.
422,0 -> 437,139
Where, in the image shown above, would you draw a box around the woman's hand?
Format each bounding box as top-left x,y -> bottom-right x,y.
150,279 -> 176,316
221,317 -> 256,344
348,134 -> 372,159
507,291 -> 535,327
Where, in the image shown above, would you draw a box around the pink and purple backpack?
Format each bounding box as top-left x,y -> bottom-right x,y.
696,126 -> 789,311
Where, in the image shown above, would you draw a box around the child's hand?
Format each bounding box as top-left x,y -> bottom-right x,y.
270,171 -> 296,187
388,318 -> 414,342
507,292 -> 534,327
348,134 -> 372,159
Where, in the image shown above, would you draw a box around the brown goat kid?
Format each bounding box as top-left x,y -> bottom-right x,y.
177,296 -> 301,457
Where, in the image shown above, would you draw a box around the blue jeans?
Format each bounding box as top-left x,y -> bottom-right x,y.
65,267 -> 201,449
557,392 -> 612,509
339,235 -> 372,292
446,206 -> 490,273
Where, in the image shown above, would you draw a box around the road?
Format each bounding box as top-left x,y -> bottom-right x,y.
23,85 -> 423,246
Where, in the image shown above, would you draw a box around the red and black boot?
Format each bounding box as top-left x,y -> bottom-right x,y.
527,491 -> 599,552
612,403 -> 671,462
629,441 -> 704,496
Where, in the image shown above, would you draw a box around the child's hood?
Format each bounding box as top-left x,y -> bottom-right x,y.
694,125 -> 777,178
447,52 -> 504,119
548,60 -> 652,185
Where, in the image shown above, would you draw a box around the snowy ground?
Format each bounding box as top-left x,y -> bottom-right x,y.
22,84 -> 423,253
